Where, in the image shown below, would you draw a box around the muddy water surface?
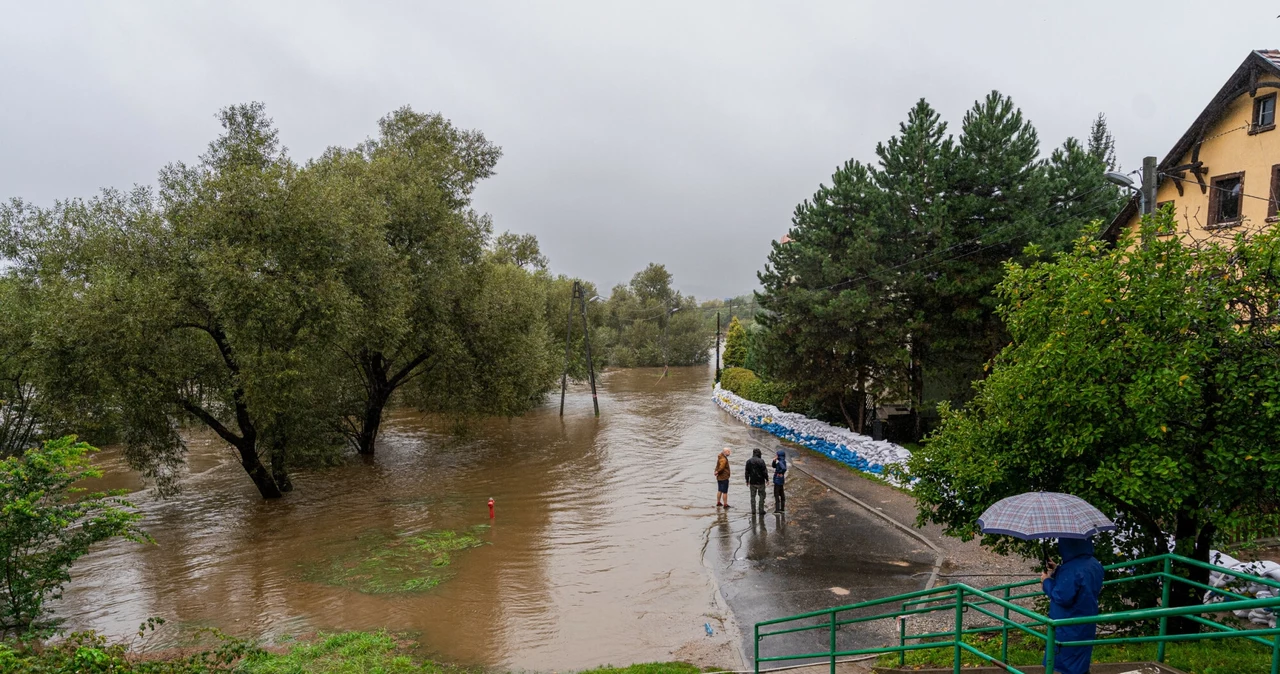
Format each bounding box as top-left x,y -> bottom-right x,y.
57,366 -> 753,670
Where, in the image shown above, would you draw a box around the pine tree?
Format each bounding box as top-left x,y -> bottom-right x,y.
1087,113 -> 1118,171
757,160 -> 906,433
722,317 -> 748,368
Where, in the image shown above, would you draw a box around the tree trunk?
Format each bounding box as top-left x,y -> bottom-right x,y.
855,368 -> 868,435
837,393 -> 857,431
908,340 -> 925,441
1168,511 -> 1214,634
356,386 -> 391,456
270,443 -> 293,493
237,442 -> 283,499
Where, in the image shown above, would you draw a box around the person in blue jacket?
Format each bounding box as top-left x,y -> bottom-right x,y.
1041,537 -> 1105,674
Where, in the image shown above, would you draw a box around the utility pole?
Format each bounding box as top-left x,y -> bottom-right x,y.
578,282 -> 599,417
1141,155 -> 1157,216
559,282 -> 574,416
559,280 -> 600,417
661,307 -> 671,378
714,311 -> 721,384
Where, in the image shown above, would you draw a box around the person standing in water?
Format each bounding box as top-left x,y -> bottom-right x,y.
771,449 -> 788,513
744,448 -> 768,515
1041,537 -> 1104,674
714,447 -> 732,508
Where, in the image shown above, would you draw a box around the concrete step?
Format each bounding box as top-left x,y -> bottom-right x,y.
873,662 -> 1183,674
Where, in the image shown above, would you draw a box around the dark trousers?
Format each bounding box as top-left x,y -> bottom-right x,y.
773,483 -> 785,511
749,483 -> 766,513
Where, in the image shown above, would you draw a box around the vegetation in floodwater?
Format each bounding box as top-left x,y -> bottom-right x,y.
303,526 -> 490,595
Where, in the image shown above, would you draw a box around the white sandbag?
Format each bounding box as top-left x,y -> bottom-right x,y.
712,384 -> 911,485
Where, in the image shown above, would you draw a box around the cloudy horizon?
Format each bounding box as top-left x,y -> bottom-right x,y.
4,1 -> 1279,299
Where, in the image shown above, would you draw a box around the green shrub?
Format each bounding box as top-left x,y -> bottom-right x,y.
719,367 -> 758,395
0,437 -> 148,636
0,622 -> 261,673
720,367 -> 791,408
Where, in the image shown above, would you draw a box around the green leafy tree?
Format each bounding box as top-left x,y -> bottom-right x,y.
491,231 -> 548,271
601,264 -> 712,367
0,437 -> 147,635
908,210 -> 1280,625
10,104 -> 362,498
722,317 -> 748,368
310,107 -> 553,455
0,278 -> 39,459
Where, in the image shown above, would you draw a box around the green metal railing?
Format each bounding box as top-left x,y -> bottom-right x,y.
754,553 -> 1280,674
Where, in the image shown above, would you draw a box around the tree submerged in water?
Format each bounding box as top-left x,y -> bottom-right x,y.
3,103 -> 561,498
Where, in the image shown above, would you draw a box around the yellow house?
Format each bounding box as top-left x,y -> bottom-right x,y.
1104,50 -> 1280,242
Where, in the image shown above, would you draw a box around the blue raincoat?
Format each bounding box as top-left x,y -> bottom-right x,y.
1042,538 -> 1104,674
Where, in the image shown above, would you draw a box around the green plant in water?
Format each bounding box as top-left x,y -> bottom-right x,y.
306,525 -> 489,595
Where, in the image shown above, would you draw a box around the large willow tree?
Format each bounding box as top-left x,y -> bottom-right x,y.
3,103 -> 560,498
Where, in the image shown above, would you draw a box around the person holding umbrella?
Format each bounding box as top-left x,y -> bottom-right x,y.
978,492 -> 1112,674
1040,537 -> 1104,674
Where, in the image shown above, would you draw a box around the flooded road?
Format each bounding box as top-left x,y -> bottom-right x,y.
57,364 -> 929,670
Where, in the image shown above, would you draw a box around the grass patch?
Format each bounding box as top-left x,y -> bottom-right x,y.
876,630 -> 1274,673
578,664 -> 704,674
238,631 -> 472,674
304,526 -> 489,595
0,630 -> 703,674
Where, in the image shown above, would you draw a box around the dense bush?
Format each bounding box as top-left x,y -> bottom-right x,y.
0,437 -> 147,636
0,622 -> 259,673
720,367 -> 791,408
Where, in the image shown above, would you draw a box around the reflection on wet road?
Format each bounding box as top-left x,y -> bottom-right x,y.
57,364 -> 931,670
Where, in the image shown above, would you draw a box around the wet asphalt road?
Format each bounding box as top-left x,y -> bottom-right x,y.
705,432 -> 936,667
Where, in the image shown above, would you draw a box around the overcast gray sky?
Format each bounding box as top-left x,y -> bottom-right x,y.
4,2 -> 1279,298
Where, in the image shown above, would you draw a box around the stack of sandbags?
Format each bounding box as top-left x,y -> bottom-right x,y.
713,384 -> 912,485
1203,550 -> 1279,628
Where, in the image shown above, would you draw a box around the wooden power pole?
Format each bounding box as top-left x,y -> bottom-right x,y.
714,311 -> 721,383
559,281 -> 600,417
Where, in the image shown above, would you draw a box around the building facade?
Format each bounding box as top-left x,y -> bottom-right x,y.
1106,50 -> 1280,243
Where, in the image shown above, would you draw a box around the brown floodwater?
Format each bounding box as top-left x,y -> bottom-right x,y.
56,365 -> 755,670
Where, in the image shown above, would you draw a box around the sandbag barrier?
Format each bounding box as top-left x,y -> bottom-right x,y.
1205,550 -> 1279,628
712,384 -> 911,486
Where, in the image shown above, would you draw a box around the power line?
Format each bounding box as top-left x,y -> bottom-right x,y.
1158,171 -> 1276,205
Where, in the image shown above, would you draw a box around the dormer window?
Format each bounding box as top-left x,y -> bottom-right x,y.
1252,93 -> 1276,133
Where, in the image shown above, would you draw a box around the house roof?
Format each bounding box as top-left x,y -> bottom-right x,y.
1102,50 -> 1280,241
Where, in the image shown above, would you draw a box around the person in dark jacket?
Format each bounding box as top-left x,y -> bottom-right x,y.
771,449 -> 787,512
745,449 -> 768,514
1041,537 -> 1104,674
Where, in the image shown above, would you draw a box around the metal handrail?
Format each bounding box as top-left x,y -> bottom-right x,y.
753,552 -> 1280,674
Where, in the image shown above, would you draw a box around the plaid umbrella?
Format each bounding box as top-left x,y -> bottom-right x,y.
977,491 -> 1116,540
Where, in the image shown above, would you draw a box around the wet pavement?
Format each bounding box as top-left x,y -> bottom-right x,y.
57,363 -> 935,670
704,438 -> 934,666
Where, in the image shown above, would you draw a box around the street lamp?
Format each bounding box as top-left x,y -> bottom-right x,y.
1105,171 -> 1144,215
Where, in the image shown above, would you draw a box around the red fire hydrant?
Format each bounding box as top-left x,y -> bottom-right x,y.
488,497 -> 495,519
